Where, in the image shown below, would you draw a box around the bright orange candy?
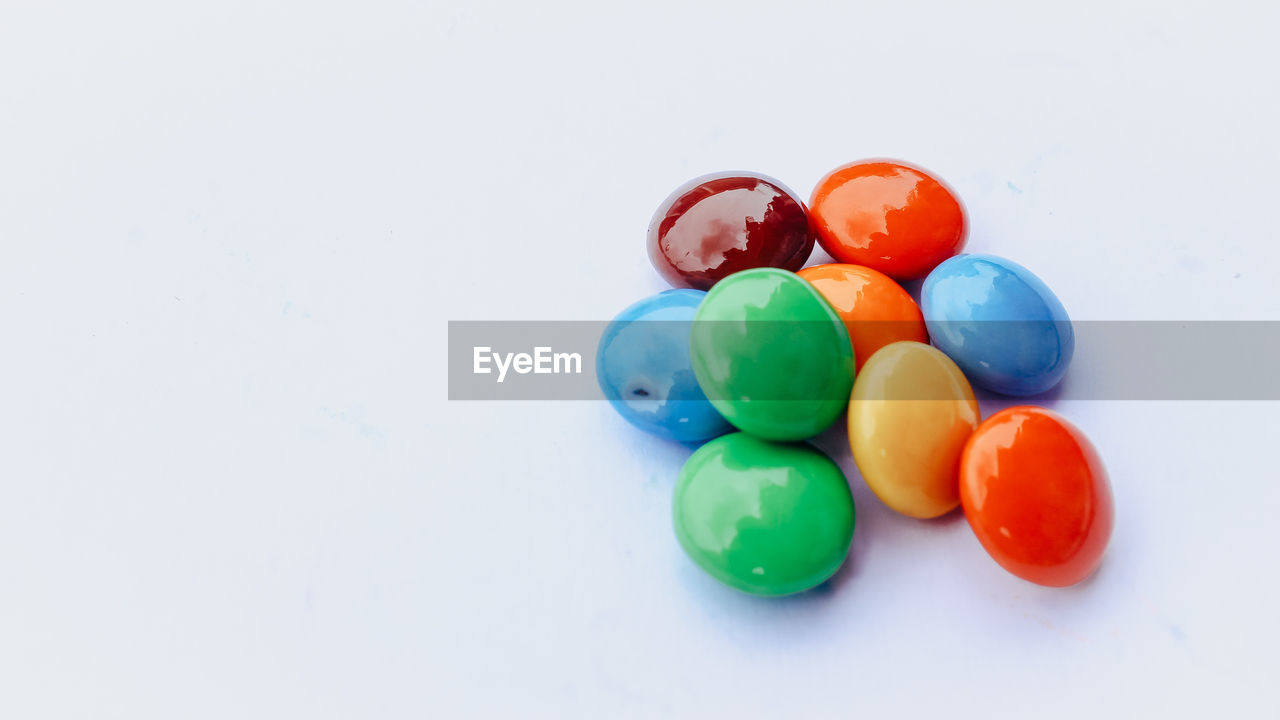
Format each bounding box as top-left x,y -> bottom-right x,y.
959,407 -> 1114,587
809,160 -> 966,280
797,263 -> 927,371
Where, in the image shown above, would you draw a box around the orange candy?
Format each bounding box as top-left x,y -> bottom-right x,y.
810,160 -> 966,280
797,264 -> 928,371
959,407 -> 1114,587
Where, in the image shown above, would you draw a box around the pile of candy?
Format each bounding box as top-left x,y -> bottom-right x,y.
597,161 -> 1114,595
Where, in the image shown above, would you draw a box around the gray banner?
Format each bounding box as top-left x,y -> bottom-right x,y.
448,321 -> 1280,400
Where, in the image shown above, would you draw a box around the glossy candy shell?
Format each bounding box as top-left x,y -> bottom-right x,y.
848,342 -> 979,518
809,160 -> 966,280
922,254 -> 1074,396
596,290 -> 732,443
959,407 -> 1113,587
648,172 -> 814,290
797,263 -> 928,372
673,433 -> 855,596
690,268 -> 854,441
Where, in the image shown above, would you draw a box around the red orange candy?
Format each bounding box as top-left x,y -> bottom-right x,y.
796,263 -> 927,371
810,160 -> 966,280
959,407 -> 1114,587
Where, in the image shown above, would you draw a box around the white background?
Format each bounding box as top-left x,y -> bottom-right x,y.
2,1 -> 1278,717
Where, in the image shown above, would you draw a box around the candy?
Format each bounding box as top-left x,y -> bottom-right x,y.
848,342 -> 979,518
673,433 -> 855,596
690,268 -> 854,441
596,290 -> 732,443
809,160 -> 966,280
921,254 -> 1074,396
959,407 -> 1113,587
648,172 -> 814,290
604,163 -> 1109,599
797,263 -> 928,372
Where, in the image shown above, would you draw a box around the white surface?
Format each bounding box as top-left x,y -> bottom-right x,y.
2,1 -> 1279,717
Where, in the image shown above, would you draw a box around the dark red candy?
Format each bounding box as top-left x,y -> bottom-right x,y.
647,173 -> 814,290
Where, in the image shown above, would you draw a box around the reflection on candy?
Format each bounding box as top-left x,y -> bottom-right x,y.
849,342 -> 979,518
597,290 -> 732,443
810,160 -> 966,280
690,268 -> 853,442
960,406 -> 1114,587
798,263 -> 928,372
673,433 -> 855,596
648,172 -> 814,290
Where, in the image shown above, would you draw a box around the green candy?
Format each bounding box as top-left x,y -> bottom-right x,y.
672,433 -> 855,596
690,268 -> 854,441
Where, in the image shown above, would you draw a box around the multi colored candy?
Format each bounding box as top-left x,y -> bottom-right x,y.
922,254 -> 1074,396
690,268 -> 853,441
848,342 -> 979,519
673,433 -> 855,596
596,289 -> 732,442
600,159 -> 1111,596
797,263 -> 928,372
648,172 -> 814,290
959,407 -> 1114,587
810,160 -> 966,279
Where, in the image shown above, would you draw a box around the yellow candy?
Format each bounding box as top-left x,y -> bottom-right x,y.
848,341 -> 979,518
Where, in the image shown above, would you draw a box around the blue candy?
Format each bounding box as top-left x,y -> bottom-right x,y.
596,290 -> 732,443
921,254 -> 1074,396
